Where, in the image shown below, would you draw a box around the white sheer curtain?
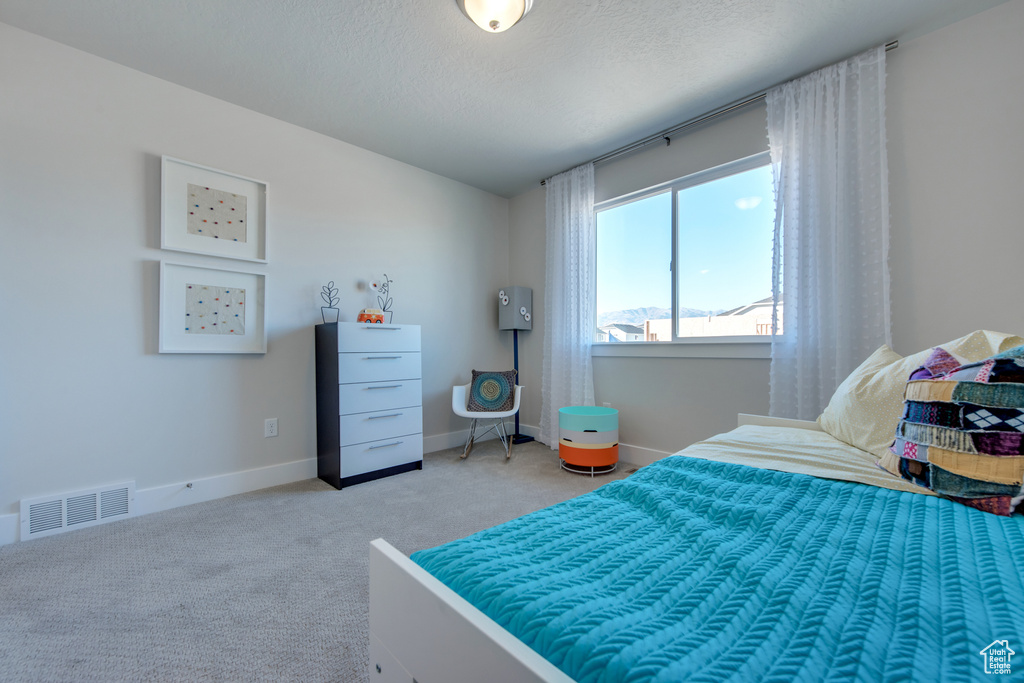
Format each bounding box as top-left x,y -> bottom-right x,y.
766,45 -> 892,420
539,163 -> 596,448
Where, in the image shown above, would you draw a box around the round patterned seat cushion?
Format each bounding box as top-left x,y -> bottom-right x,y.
467,369 -> 517,412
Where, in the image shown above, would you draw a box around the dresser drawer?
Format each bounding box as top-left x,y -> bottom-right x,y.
339,407 -> 422,447
338,324 -> 421,353
341,435 -> 423,479
339,380 -> 422,415
339,352 -> 421,384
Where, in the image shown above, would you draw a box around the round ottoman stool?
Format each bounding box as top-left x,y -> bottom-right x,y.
558,406 -> 619,476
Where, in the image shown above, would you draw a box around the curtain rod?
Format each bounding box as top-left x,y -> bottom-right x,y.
541,40 -> 898,186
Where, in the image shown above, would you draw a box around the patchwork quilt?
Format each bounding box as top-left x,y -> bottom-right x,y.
892,345 -> 1024,515
413,456 -> 1024,682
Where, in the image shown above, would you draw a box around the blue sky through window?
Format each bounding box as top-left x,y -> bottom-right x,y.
677,165 -> 774,312
596,163 -> 774,324
596,192 -> 672,314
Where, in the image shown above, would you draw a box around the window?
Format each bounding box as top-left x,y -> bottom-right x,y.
595,153 -> 778,342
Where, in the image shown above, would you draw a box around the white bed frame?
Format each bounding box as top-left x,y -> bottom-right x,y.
368,414 -> 819,682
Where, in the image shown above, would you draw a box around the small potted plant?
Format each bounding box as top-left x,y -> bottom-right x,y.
373,274 -> 395,324
321,281 -> 340,324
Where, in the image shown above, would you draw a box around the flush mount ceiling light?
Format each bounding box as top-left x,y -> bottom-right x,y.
457,0 -> 533,33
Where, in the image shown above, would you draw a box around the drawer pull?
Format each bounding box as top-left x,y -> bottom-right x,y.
365,384 -> 402,390
363,326 -> 401,330
368,413 -> 403,420
369,441 -> 403,450
364,356 -> 401,360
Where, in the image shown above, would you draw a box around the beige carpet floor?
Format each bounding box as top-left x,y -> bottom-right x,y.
0,440 -> 633,682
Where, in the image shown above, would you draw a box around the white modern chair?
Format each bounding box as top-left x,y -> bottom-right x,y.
452,383 -> 523,460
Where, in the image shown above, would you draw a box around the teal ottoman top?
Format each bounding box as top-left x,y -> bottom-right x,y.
558,406 -> 618,433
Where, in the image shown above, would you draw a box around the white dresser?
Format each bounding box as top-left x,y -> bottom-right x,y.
315,322 -> 423,489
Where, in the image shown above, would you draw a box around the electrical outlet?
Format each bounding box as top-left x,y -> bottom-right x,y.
264,418 -> 278,438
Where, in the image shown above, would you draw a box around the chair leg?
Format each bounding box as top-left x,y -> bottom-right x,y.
461,419 -> 477,459
498,419 -> 511,459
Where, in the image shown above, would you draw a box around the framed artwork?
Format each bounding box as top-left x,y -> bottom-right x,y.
161,156 -> 268,263
159,261 -> 267,354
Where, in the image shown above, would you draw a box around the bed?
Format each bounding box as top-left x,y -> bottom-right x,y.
369,411 -> 1024,682
369,332 -> 1024,681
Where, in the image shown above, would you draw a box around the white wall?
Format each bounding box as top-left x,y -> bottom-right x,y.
506,185 -> 547,443
0,23 -> 511,539
593,105 -> 770,204
508,0 -> 1024,459
887,0 -> 1024,353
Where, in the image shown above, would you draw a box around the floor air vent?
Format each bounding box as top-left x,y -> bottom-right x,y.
21,482 -> 135,541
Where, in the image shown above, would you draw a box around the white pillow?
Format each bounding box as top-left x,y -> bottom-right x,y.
817,345 -> 930,459
817,330 -> 1024,460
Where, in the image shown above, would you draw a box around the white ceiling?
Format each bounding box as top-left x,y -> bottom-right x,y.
0,0 -> 1008,197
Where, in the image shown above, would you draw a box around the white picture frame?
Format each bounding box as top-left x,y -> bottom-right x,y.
159,261 -> 267,354
161,156 -> 268,263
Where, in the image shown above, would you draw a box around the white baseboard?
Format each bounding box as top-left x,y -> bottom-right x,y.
424,422 -> 671,470
618,442 -> 673,468
135,457 -> 317,517
424,422 -> 540,454
0,513 -> 17,547
0,434 -> 670,548
1,457 -> 317,547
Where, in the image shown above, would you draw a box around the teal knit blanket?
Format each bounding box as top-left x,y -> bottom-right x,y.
412,456 -> 1024,682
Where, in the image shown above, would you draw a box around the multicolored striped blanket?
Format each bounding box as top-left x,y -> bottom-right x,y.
890,345 -> 1024,515
412,456 -> 1024,682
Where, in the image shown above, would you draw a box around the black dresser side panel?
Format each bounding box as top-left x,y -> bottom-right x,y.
314,323 -> 341,489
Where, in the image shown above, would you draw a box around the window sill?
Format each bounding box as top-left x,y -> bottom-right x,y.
591,338 -> 771,359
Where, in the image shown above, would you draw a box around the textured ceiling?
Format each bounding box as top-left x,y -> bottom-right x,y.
0,0 -> 1008,197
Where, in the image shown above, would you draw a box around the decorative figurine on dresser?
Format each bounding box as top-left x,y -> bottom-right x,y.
315,322 -> 423,488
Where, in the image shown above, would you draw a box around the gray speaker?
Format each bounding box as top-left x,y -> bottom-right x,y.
498,287 -> 532,331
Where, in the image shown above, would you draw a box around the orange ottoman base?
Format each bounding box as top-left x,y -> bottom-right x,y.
558,443 -> 619,468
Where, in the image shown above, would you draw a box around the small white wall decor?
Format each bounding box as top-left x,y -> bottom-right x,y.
159,261 -> 267,354
161,156 -> 268,263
